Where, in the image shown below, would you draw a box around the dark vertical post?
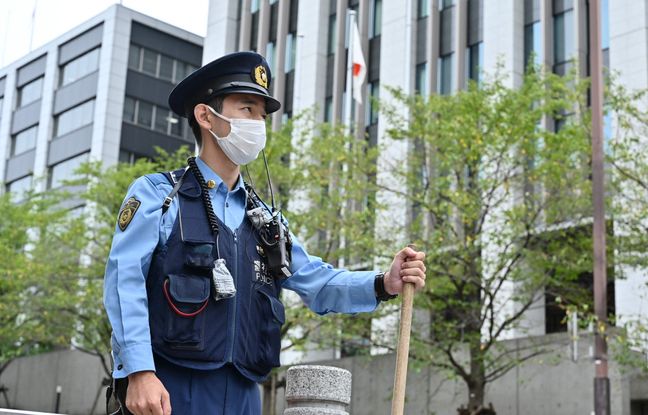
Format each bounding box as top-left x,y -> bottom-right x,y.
589,0 -> 610,414
55,385 -> 62,413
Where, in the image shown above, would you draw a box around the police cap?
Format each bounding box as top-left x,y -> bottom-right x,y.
168,51 -> 281,118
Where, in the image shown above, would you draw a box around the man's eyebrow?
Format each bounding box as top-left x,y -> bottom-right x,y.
238,98 -> 263,106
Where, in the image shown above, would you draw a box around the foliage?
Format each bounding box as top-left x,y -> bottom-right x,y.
378,66 -> 641,410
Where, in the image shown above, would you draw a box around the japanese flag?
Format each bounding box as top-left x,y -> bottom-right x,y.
351,22 -> 367,104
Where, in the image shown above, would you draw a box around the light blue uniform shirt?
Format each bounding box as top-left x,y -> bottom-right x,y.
104,157 -> 378,378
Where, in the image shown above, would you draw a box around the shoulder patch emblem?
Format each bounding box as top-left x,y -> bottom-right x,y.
253,65 -> 268,89
118,197 -> 141,231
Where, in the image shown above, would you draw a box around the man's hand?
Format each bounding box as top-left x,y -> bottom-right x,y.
126,371 -> 172,415
384,246 -> 426,295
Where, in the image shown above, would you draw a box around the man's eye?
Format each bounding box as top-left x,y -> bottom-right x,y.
242,107 -> 252,112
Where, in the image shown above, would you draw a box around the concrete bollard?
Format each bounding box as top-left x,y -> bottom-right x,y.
284,365 -> 352,415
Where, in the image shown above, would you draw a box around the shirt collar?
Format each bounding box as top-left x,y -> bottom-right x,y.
195,156 -> 248,197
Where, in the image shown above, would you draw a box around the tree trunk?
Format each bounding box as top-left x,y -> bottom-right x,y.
467,341 -> 490,414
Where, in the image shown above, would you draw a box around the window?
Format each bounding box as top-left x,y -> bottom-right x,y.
123,96 -> 136,123
439,0 -> 454,10
266,42 -> 276,74
0,96 -> 4,117
553,9 -> 574,75
11,126 -> 38,156
123,96 -> 183,137
285,33 -> 296,73
49,153 -> 89,189
17,77 -> 43,107
370,0 -> 382,38
466,42 -> 483,84
128,44 -> 196,84
418,0 -> 429,18
601,0 -> 609,50
327,15 -> 337,55
60,48 -> 100,86
324,96 -> 333,123
142,48 -> 158,76
137,101 -> 154,128
159,55 -> 175,82
438,55 -> 453,95
7,175 -> 32,201
54,100 -> 94,138
524,22 -> 542,68
367,82 -> 379,125
128,44 -> 141,70
415,62 -> 428,94
251,0 -> 260,13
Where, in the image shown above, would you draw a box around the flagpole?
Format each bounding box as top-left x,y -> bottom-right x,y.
338,8 -> 355,270
344,9 -> 355,136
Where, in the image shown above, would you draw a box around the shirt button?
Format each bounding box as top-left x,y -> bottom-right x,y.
226,202 -> 229,208
117,364 -> 123,370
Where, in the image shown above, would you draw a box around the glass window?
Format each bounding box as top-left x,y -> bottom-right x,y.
7,175 -> 32,201
0,96 -> 4,116
324,96 -> 333,123
154,107 -> 169,133
466,42 -> 483,83
415,62 -> 428,94
169,115 -> 182,137
524,21 -> 542,68
440,0 -> 454,10
251,0 -> 260,13
371,0 -> 382,37
285,33 -> 296,73
137,101 -> 153,128
54,100 -> 94,137
601,0 -> 609,50
60,48 -> 100,87
266,42 -> 276,74
128,44 -> 141,70
123,96 -> 136,123
142,49 -> 158,76
49,153 -> 89,189
11,126 -> 38,156
159,55 -> 174,81
327,15 -> 337,55
367,82 -> 379,125
418,0 -> 429,18
554,10 -> 574,65
175,62 -> 195,83
438,54 -> 453,95
17,77 -> 43,107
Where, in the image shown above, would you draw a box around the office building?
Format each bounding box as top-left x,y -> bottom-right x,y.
204,1 -> 648,413
0,4 -> 203,200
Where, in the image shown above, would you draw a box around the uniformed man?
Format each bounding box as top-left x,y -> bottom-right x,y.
103,51 -> 426,415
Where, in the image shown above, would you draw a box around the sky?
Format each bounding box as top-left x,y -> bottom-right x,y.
0,0 -> 209,68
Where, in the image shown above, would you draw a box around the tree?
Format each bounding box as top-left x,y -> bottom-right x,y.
378,67 -> 646,413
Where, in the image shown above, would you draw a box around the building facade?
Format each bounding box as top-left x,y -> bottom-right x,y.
205,0 -> 648,413
0,4 -> 203,200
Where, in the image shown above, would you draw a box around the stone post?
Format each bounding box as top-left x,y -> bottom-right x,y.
283,365 -> 352,415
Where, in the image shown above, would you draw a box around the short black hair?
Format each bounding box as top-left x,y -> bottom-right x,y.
188,95 -> 225,148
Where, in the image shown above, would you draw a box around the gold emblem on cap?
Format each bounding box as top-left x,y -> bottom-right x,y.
207,179 -> 216,189
253,65 -> 268,89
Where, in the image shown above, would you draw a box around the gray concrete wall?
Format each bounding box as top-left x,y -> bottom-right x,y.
274,332 -> 644,415
1,333 -> 646,415
0,349 -> 107,415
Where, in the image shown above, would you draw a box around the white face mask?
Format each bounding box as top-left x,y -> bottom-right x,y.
207,105 -> 267,165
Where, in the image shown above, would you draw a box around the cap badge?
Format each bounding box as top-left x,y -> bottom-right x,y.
253,65 -> 268,89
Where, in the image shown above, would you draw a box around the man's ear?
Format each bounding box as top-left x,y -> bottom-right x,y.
194,104 -> 212,131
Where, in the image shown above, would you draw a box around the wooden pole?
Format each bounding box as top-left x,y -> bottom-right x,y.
391,244 -> 417,415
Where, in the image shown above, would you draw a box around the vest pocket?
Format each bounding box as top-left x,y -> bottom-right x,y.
162,274 -> 210,351
183,242 -> 215,269
246,290 -> 285,373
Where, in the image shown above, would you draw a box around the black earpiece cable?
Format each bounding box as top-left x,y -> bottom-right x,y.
187,156 -> 219,235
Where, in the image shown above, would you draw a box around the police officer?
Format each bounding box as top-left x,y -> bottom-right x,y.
103,51 -> 426,415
